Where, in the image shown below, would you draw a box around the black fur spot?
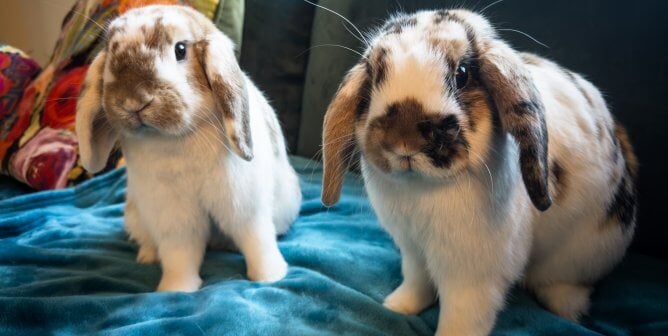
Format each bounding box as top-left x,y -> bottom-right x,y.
608,126 -> 621,164
551,161 -> 564,186
607,174 -> 637,231
434,9 -> 468,26
109,41 -> 119,54
550,160 -> 568,200
513,121 -> 551,211
373,48 -> 388,87
355,62 -> 373,119
383,15 -> 418,34
418,115 -> 469,168
511,100 -> 543,117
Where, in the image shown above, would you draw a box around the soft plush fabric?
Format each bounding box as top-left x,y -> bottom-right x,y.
0,0 -> 242,192
0,157 -> 666,335
240,0 -> 315,152
0,175 -> 31,201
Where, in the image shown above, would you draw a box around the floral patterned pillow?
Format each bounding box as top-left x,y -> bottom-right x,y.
0,0 -> 222,190
0,45 -> 42,181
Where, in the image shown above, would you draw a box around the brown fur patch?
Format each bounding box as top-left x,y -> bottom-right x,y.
383,14 -> 418,35
614,122 -> 638,178
209,75 -> 251,158
197,37 -> 252,159
145,18 -> 171,51
148,84 -> 183,129
605,172 -> 637,231
458,87 -> 491,131
322,62 -> 368,205
368,98 -> 429,157
109,41 -> 119,54
365,98 -> 469,170
370,48 -> 389,87
188,42 -> 209,94
602,121 -> 638,231
107,25 -> 125,41
428,36 -> 470,71
434,9 -> 463,25
104,43 -> 184,132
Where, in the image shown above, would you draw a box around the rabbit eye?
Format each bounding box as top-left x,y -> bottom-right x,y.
175,42 -> 187,61
455,64 -> 469,90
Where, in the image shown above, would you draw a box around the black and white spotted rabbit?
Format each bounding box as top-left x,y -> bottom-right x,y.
321,9 -> 638,336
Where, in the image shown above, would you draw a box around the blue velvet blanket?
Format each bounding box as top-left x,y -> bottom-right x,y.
1,157 -> 667,335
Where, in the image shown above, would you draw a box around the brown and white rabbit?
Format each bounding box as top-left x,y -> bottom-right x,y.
321,9 -> 638,336
76,5 -> 302,292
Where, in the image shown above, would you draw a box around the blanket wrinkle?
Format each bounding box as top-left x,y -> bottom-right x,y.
0,157 -> 666,335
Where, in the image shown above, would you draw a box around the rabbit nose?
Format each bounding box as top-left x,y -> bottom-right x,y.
382,141 -> 419,157
122,97 -> 153,114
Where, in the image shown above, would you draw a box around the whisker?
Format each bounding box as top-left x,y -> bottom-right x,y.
296,44 -> 367,59
302,0 -> 368,46
40,0 -> 111,34
466,148 -> 495,197
480,0 -> 505,14
498,28 -> 549,49
341,22 -> 367,47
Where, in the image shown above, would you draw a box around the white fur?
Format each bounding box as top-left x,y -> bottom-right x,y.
122,78 -> 301,292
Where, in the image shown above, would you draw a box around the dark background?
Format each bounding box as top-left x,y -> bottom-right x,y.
241,0 -> 668,259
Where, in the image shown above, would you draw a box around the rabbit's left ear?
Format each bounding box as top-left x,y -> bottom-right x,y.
198,32 -> 252,161
478,40 -> 552,211
321,62 -> 369,207
76,51 -> 119,173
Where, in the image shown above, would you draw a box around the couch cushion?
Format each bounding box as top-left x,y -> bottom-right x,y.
239,0 -> 315,152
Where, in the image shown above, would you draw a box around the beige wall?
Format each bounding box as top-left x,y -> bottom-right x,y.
0,0 -> 77,65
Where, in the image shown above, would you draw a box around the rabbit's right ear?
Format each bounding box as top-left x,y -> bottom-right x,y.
321,62 -> 370,207
76,51 -> 118,173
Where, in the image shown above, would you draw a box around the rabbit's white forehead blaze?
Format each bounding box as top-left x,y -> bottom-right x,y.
367,13 -> 472,121
368,42 -> 456,120
107,8 -> 194,53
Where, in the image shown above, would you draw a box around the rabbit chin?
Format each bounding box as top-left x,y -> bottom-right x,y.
108,109 -> 196,138
115,118 -> 192,138
367,153 -> 469,183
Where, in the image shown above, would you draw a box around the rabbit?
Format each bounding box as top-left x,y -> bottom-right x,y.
321,9 -> 637,336
76,5 -> 302,292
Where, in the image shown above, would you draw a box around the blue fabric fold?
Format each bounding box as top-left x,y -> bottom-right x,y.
0,157 -> 666,335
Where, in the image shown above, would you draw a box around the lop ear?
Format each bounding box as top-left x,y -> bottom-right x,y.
478,40 -> 552,211
76,51 -> 118,173
321,62 -> 370,207
198,32 -> 252,161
